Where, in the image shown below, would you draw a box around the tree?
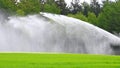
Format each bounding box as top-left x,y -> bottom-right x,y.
17,0 -> 41,15
90,0 -> 101,17
0,0 -> 17,12
0,0 -> 41,15
44,1 -> 61,14
81,2 -> 90,17
88,12 -> 98,25
70,0 -> 82,14
55,0 -> 68,15
98,0 -> 120,33
68,12 -> 88,21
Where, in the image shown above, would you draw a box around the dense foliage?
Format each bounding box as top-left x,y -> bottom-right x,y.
0,0 -> 61,15
98,0 -> 120,33
0,0 -> 120,33
67,0 -> 120,33
68,12 -> 88,22
44,3 -> 61,14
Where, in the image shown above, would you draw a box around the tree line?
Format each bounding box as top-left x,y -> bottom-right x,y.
0,0 -> 120,33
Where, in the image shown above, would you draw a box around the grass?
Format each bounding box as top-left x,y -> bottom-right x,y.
0,53 -> 120,68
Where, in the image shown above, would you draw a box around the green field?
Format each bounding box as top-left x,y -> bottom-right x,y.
0,53 -> 120,68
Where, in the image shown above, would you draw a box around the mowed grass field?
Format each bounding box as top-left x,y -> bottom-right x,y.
0,53 -> 120,68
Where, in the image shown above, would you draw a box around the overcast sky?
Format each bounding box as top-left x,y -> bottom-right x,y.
65,0 -> 115,5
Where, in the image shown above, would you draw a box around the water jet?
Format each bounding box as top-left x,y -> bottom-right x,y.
0,11 -> 120,55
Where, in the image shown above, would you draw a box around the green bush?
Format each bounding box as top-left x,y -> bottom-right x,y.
68,12 -> 88,22
44,3 -> 61,14
16,9 -> 25,16
88,12 -> 98,25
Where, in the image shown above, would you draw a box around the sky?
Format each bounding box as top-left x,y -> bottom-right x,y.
65,0 -> 115,5
65,0 -> 101,4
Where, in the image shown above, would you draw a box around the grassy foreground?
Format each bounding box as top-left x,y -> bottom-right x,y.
0,53 -> 120,68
